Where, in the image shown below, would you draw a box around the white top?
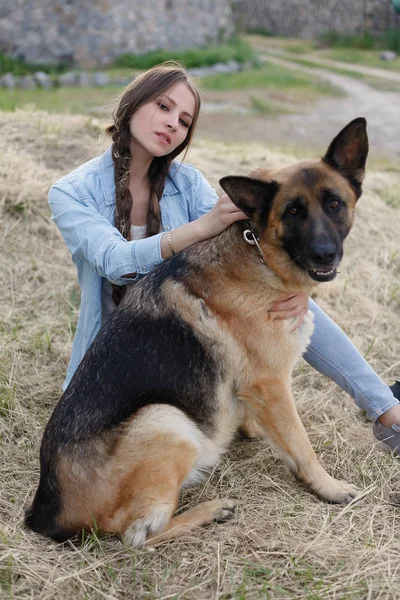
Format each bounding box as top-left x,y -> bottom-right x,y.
130,224 -> 147,240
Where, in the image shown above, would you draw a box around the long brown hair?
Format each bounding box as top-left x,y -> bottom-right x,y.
106,62 -> 201,305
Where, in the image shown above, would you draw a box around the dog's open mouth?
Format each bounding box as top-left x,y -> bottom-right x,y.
307,266 -> 338,282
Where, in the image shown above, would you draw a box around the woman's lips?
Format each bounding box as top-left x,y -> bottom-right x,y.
155,132 -> 171,144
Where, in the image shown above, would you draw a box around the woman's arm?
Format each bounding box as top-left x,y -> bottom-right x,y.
49,176 -> 246,281
160,193 -> 247,258
49,182 -> 164,283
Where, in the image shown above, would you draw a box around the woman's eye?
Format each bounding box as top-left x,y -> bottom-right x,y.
179,119 -> 189,128
157,102 -> 168,111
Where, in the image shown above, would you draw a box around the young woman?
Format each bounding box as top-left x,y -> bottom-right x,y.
48,62 -> 400,453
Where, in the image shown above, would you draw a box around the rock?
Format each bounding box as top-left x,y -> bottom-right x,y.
1,73 -> 16,89
380,51 -> 397,61
93,71 -> 110,86
16,75 -> 37,89
33,71 -> 53,88
58,71 -> 79,87
189,60 -> 242,78
110,76 -> 132,86
77,71 -> 92,87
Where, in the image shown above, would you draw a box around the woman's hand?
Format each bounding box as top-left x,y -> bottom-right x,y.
269,292 -> 310,331
161,194 -> 248,259
197,194 -> 248,239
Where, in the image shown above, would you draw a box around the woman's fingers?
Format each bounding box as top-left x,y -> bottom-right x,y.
198,194 -> 248,237
289,311 -> 307,333
218,194 -> 247,222
269,292 -> 310,330
270,292 -> 309,315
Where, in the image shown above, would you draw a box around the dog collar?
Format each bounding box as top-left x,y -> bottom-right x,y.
242,221 -> 265,264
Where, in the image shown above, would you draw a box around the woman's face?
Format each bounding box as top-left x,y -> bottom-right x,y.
129,82 -> 196,160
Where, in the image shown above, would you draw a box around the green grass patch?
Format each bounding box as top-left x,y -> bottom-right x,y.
319,47 -> 400,71
244,34 -> 317,55
249,95 -> 294,114
114,39 -> 257,70
285,56 -> 368,76
0,86 -> 121,115
265,52 -> 400,92
0,62 -> 344,115
367,157 -> 400,172
245,33 -> 400,72
254,54 -> 400,92
200,64 -> 344,96
381,185 -> 400,209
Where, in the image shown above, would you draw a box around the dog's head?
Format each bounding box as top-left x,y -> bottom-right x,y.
219,118 -> 368,285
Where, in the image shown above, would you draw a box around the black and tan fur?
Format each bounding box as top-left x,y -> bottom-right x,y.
25,118 -> 369,547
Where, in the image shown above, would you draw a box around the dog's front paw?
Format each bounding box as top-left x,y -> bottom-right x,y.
209,499 -> 236,523
313,476 -> 362,504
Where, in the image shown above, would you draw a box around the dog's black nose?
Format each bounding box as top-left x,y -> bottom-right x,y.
310,242 -> 337,265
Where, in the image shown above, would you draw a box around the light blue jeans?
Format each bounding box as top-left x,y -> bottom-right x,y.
305,299 -> 399,421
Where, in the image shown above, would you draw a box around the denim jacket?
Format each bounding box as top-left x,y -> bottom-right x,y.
48,146 -> 218,389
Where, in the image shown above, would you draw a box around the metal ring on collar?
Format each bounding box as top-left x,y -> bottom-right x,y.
242,228 -> 265,264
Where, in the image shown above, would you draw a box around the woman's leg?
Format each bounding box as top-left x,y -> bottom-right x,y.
304,299 -> 399,428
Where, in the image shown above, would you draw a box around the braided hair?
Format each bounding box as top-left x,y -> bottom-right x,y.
105,62 -> 201,305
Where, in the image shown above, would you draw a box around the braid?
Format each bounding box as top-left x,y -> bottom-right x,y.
147,156 -> 172,236
108,126 -> 133,305
112,128 -> 132,240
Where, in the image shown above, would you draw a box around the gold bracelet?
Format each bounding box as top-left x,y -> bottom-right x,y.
167,230 -> 176,256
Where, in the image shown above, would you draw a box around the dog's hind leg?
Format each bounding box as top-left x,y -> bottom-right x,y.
241,379 -> 362,504
104,434 -> 234,548
104,437 -> 196,547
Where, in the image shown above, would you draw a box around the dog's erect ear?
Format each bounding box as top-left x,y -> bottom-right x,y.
322,117 -> 368,197
219,176 -> 279,230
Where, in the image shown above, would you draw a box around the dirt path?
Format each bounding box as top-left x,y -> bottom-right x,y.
197,50 -> 400,160
261,46 -> 400,84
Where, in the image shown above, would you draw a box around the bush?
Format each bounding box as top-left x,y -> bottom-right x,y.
320,28 -> 400,52
0,39 -> 257,77
113,39 -> 257,70
383,28 -> 400,53
0,54 -> 68,76
320,31 -> 377,50
0,54 -> 28,76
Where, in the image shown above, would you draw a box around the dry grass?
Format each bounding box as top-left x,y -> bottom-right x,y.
0,108 -> 399,599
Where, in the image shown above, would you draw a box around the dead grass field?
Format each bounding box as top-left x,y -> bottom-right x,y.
0,108 -> 400,599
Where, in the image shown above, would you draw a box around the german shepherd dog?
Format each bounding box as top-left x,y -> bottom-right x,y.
25,118 -> 368,547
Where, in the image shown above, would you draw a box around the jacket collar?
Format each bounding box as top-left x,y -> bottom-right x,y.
99,146 -> 180,206
99,146 -> 116,206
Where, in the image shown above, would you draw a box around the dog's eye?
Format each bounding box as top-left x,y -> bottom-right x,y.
330,199 -> 341,210
287,206 -> 299,216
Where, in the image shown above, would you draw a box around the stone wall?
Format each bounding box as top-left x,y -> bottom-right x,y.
0,0 -> 234,68
231,0 -> 400,38
2,1 -> 399,69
